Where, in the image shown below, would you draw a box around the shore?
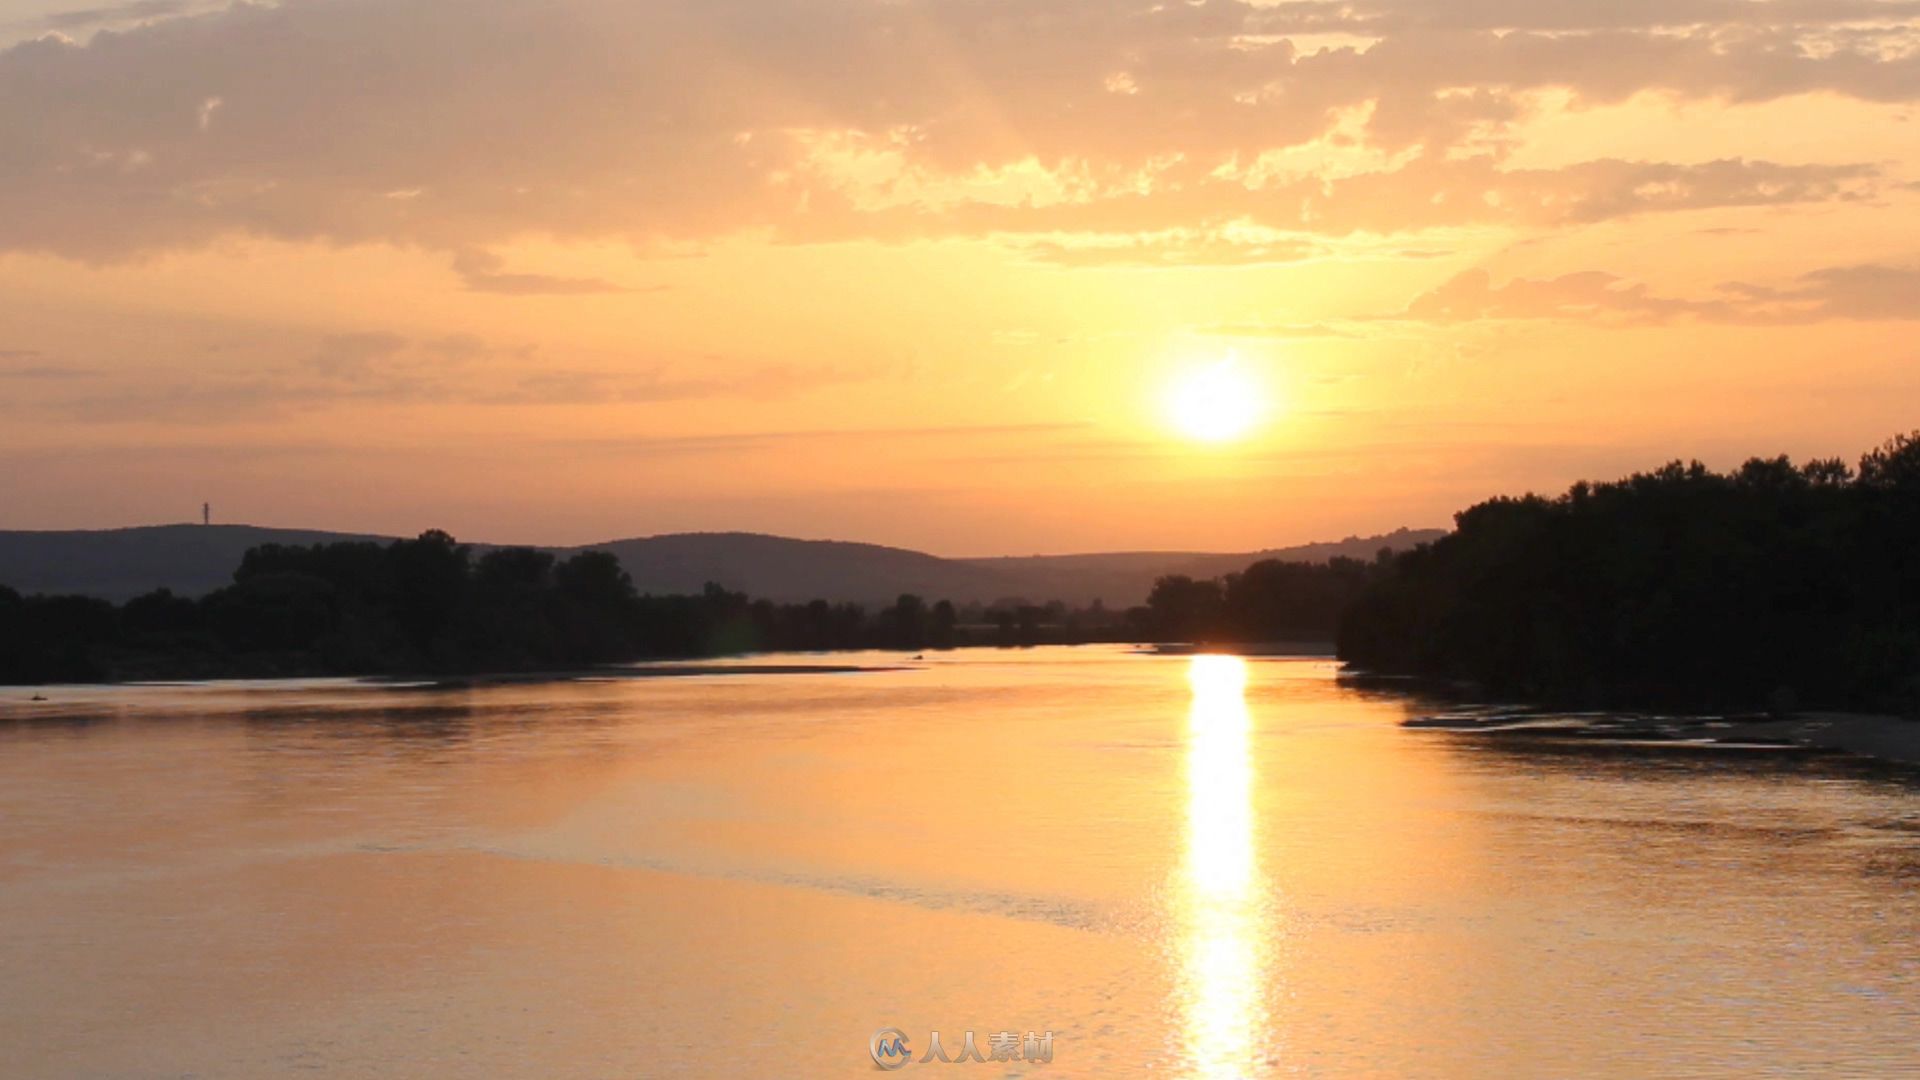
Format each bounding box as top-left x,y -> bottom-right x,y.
0,660 -> 918,704
1140,640 -> 1336,657
1406,708 -> 1920,766
380,661 -> 914,690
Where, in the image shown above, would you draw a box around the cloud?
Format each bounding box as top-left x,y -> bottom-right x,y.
305,331 -> 409,379
450,249 -> 631,295
0,0 -> 1911,262
796,156 -> 1877,256
1014,232 -> 1322,268
479,363 -> 862,405
550,422 -> 1093,459
1247,0 -> 1920,34
0,349 -> 101,379
1394,262 -> 1920,323
1,367 -> 100,379
1196,322 -> 1356,339
1397,268 -> 1731,322
1728,263 -> 1920,319
39,0 -> 185,32
9,329 -> 872,422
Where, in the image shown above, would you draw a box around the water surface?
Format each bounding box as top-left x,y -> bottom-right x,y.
3,648 -> 1918,1077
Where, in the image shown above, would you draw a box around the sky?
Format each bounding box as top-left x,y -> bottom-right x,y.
0,0 -> 1916,554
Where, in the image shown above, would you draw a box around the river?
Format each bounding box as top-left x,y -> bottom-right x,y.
2,647 -> 1917,1077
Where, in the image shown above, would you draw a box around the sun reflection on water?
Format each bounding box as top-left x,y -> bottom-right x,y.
1178,654 -> 1267,1078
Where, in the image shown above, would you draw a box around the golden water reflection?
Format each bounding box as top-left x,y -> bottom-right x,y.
1178,654 -> 1268,1078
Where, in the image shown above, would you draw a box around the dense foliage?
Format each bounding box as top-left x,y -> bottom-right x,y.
1338,432 -> 1920,712
0,530 -> 1002,683
1137,556 -> 1386,644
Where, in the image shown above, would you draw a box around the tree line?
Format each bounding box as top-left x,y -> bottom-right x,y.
0,531 -> 1147,683
1337,431 -> 1920,713
10,429 -> 1916,706
1137,556 -> 1386,644
1113,430 -> 1920,713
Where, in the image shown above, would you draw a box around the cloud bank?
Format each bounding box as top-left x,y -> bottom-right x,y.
1,0 -> 1915,267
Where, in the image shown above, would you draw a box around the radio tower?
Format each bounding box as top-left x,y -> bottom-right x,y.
202,502 -> 211,527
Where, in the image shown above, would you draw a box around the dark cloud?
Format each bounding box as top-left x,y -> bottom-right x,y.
0,0 -> 1910,262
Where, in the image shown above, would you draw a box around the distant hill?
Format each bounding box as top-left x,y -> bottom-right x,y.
0,524 -> 388,602
0,523 -> 1445,606
957,528 -> 1447,607
578,532 -> 1016,606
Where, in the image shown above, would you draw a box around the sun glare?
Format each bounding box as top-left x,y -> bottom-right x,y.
1167,356 -> 1264,444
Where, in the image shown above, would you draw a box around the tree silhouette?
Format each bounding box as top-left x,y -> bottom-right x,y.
1339,430 -> 1920,713
9,429 -> 1919,700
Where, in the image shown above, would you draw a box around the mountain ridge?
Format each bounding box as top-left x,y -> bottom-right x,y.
0,523 -> 1446,606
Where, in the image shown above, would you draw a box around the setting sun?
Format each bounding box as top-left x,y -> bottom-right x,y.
1168,358 -> 1265,444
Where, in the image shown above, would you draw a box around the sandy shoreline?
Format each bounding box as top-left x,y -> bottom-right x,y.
1406,708 -> 1920,765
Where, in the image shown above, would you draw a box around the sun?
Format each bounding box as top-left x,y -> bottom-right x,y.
1166,356 -> 1264,443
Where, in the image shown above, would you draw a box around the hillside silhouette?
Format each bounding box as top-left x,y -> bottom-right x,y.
0,532 -> 1151,683
0,525 -> 1441,606
7,433 -> 1919,707
0,525 -> 389,602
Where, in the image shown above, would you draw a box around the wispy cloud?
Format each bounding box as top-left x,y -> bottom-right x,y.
6,331 -> 875,423
449,249 -> 634,296
550,422 -> 1094,459
1389,262 -> 1920,324
1195,322 -> 1357,339
39,0 -> 184,32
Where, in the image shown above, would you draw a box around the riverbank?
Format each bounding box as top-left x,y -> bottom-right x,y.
1406,708 -> 1920,766
382,661 -> 914,690
7,638 -> 1333,691
0,660 -> 920,706
1139,640 -> 1335,657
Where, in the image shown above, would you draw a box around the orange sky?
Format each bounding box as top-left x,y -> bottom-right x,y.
1,0 -> 1916,553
